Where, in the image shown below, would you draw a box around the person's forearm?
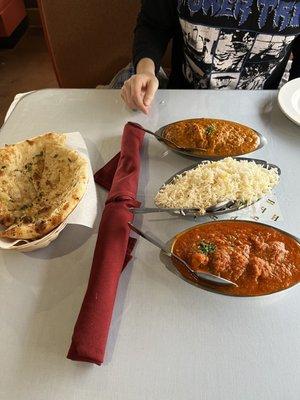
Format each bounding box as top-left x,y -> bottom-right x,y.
136,58 -> 156,75
133,0 -> 176,74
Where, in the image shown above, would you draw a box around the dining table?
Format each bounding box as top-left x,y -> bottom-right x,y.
0,88 -> 299,400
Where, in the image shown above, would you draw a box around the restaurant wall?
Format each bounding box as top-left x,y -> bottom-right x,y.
24,0 -> 40,27
24,0 -> 37,6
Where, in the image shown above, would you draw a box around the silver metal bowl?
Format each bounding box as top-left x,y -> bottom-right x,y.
167,220 -> 300,297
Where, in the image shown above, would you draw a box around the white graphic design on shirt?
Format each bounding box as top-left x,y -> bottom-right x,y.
237,63 -> 277,89
179,17 -> 295,89
180,19 -> 219,64
183,54 -> 209,88
213,31 -> 256,72
210,73 -> 240,89
249,33 -> 295,62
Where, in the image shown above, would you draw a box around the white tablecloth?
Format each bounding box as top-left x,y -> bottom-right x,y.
0,89 -> 299,400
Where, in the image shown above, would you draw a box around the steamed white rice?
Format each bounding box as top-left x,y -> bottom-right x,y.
155,157 -> 279,214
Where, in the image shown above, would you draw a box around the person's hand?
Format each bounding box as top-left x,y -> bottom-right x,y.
121,72 -> 159,114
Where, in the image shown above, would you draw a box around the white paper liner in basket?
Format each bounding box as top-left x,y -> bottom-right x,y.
0,132 -> 97,252
0,222 -> 68,252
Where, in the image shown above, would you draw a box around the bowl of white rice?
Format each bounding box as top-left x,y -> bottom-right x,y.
155,157 -> 280,216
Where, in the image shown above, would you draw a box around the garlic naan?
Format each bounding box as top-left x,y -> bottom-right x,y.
0,133 -> 88,239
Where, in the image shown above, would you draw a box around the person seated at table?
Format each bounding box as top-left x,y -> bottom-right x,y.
121,0 -> 300,114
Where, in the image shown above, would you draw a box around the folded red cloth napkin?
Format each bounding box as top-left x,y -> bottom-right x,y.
67,123 -> 144,365
94,152 -> 120,191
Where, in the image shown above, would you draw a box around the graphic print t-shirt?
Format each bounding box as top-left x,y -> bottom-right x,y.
133,0 -> 300,89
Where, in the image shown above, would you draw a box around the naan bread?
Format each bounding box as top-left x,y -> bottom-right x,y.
0,132 -> 88,240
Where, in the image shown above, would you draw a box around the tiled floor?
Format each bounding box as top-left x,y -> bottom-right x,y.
0,27 -> 58,125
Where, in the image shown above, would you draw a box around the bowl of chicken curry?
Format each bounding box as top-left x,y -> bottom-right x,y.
171,220 -> 300,297
158,118 -> 266,159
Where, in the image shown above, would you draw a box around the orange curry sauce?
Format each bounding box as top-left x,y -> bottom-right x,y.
172,221 -> 300,296
163,118 -> 260,156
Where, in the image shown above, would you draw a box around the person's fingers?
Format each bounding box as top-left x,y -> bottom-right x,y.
143,78 -> 159,107
122,81 -> 137,110
131,79 -> 149,114
121,85 -> 130,107
121,75 -> 157,113
120,89 -> 128,107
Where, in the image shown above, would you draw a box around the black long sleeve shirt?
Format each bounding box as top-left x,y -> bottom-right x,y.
133,0 -> 300,89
